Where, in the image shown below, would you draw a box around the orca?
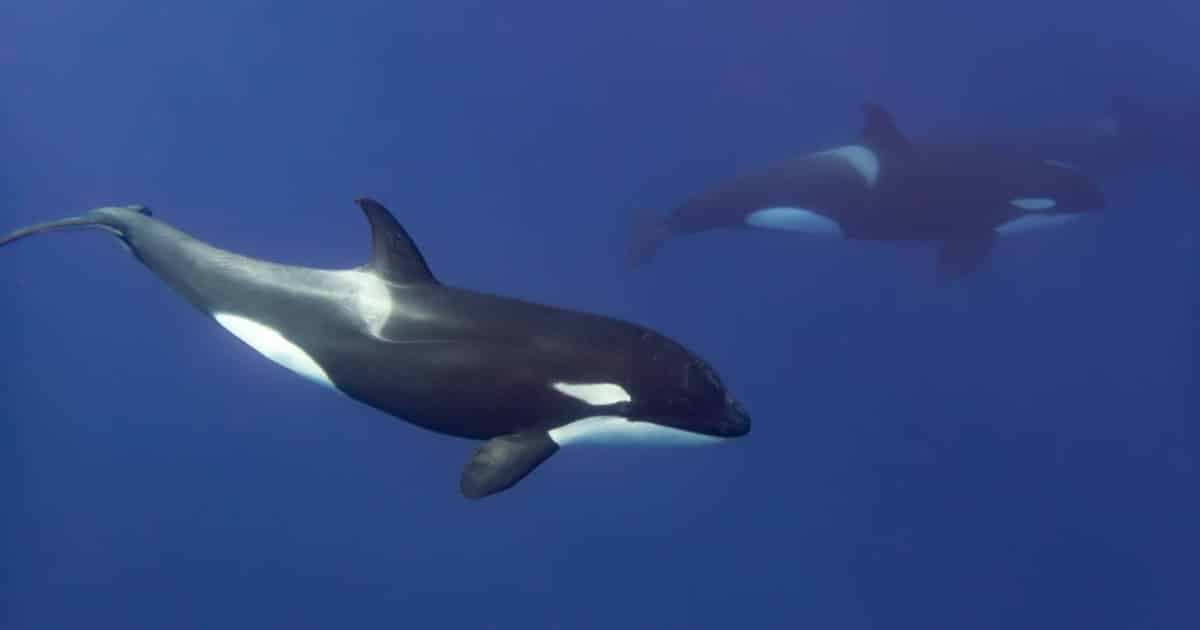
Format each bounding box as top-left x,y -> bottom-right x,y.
1,199 -> 750,499
976,95 -> 1200,178
627,104 -> 1107,280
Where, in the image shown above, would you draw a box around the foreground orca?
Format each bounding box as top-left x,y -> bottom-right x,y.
628,104 -> 1106,280
1,199 -> 750,499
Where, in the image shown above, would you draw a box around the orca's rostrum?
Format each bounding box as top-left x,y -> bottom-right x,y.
2,198 -> 750,498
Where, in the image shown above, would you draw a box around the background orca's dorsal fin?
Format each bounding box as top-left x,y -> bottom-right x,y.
355,197 -> 438,284
862,103 -> 913,154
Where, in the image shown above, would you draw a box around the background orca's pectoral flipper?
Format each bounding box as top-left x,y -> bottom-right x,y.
460,430 -> 560,499
354,197 -> 438,285
936,233 -> 996,282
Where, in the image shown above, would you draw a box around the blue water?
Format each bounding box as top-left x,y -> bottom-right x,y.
3,2 -> 1196,628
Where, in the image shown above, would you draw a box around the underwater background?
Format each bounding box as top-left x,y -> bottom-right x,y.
2,1 -> 1196,628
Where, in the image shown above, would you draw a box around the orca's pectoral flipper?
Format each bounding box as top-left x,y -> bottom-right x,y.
354,197 -> 438,285
460,430 -> 560,499
936,233 -> 996,282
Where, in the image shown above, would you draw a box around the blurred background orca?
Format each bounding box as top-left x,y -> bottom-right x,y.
958,94 -> 1200,180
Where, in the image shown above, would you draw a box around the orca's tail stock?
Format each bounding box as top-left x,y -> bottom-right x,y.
0,215 -> 107,247
0,206 -> 153,249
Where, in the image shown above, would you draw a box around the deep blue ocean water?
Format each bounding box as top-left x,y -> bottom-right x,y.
2,2 -> 1196,628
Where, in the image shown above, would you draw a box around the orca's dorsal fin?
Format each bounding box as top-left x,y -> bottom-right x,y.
460,430 -> 560,499
355,197 -> 437,284
862,103 -> 913,155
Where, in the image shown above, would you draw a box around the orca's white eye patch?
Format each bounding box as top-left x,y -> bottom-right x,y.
552,382 -> 631,406
1009,197 -> 1057,211
745,207 -> 844,236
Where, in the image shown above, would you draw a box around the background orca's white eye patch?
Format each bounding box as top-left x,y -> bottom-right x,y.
1009,197 -> 1057,211
745,207 -> 844,236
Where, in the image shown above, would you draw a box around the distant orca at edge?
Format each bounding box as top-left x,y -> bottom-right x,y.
628,103 -> 1107,281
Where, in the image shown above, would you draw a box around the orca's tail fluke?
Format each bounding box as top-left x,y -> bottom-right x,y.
0,216 -> 104,248
0,206 -> 153,250
625,213 -> 671,270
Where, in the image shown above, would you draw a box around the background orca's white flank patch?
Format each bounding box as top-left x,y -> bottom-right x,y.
995,214 -> 1081,235
552,382 -> 632,406
1009,197 -> 1057,211
547,416 -> 725,447
820,145 -> 880,187
213,312 -> 335,389
745,207 -> 844,235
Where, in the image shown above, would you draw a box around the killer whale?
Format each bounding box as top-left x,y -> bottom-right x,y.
973,95 -> 1200,178
2,198 -> 750,499
628,104 -> 1107,280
